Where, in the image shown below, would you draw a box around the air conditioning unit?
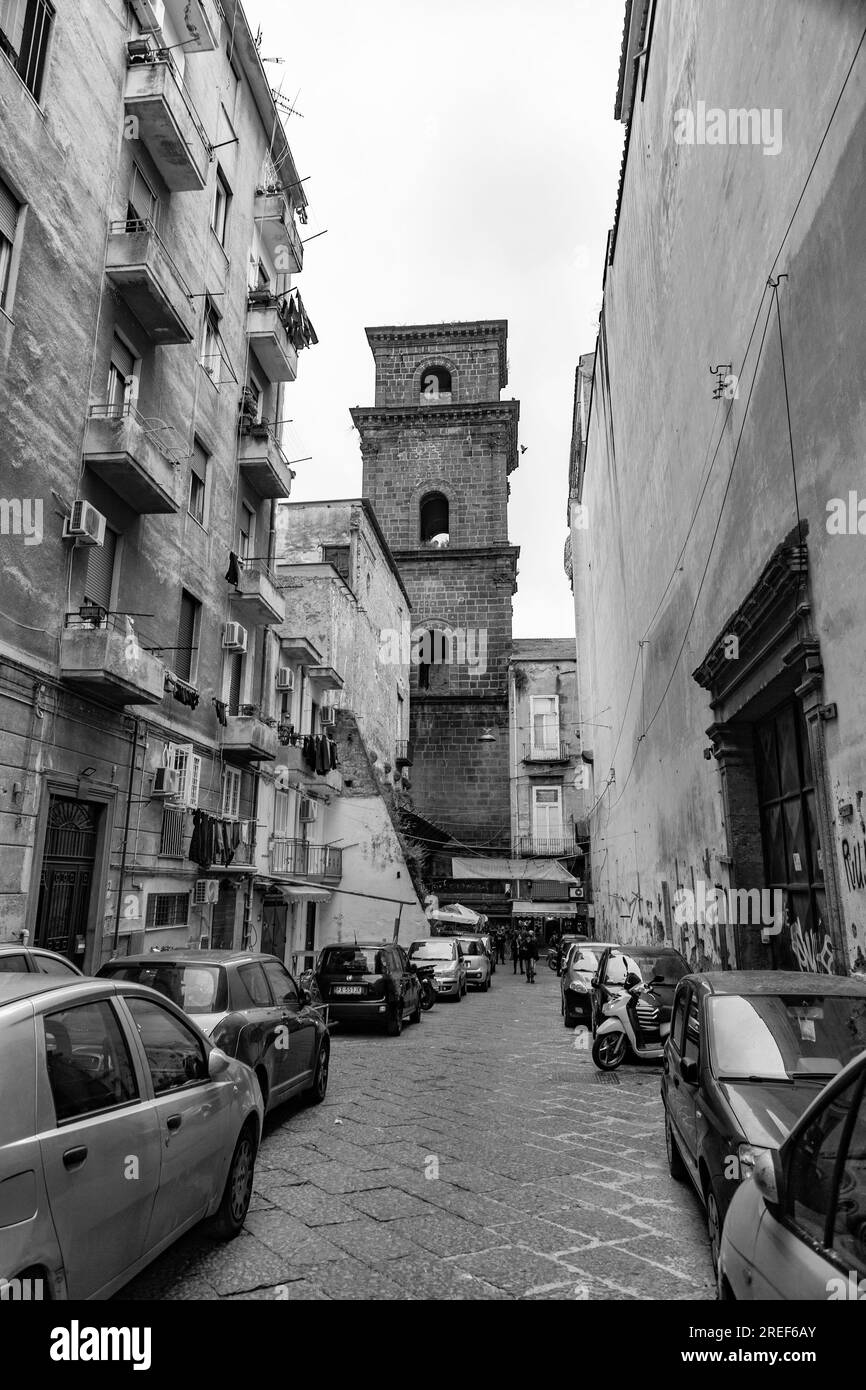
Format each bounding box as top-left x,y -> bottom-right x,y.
299,796 -> 318,823
320,705 -> 336,728
276,667 -> 295,691
193,879 -> 220,906
223,622 -> 248,653
568,885 -> 585,901
62,500 -> 106,547
152,767 -> 180,796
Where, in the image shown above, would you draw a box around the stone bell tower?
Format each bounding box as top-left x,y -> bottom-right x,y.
351,319 -> 520,854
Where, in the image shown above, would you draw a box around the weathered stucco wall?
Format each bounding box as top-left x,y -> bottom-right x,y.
573,0 -> 866,975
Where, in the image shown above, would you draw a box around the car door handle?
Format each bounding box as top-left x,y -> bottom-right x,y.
62,1146 -> 88,1171
166,1114 -> 183,1132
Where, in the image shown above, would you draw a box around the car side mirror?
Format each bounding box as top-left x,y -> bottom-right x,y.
753,1149 -> 782,1214
407,962 -> 417,973
590,975 -> 599,989
208,1048 -> 231,1078
299,987 -> 312,1006
680,1057 -> 699,1086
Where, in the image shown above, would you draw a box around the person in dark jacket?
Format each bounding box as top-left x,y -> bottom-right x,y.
511,931 -> 522,975
523,932 -> 539,983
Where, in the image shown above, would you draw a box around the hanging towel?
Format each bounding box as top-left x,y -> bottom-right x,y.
316,735 -> 328,775
328,737 -> 338,770
220,820 -> 234,866
225,552 -> 241,586
213,699 -> 228,727
303,736 -> 317,771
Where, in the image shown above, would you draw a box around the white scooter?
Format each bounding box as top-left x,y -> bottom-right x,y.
591,970 -> 670,1071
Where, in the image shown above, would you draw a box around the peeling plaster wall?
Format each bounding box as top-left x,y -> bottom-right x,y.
572,0 -> 866,975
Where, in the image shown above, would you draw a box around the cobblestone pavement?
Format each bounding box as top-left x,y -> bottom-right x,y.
119,962 -> 716,1301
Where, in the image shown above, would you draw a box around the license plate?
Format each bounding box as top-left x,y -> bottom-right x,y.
334,985 -> 363,995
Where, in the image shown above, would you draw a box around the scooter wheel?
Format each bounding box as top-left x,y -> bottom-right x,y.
592,1032 -> 627,1071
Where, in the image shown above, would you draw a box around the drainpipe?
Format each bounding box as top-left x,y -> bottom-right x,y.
112,716 -> 141,954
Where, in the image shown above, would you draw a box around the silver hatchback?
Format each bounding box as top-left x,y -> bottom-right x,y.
0,974 -> 263,1300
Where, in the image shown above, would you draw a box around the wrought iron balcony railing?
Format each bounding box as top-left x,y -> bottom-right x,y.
270,838 -> 342,882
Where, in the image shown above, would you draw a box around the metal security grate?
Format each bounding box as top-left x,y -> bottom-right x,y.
146,891 -> 189,928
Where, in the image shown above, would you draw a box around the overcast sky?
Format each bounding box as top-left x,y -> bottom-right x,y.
252,0 -> 625,637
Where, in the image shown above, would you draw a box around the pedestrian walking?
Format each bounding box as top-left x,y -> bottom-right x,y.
497,929 -> 506,965
524,932 -> 538,983
511,931 -> 522,974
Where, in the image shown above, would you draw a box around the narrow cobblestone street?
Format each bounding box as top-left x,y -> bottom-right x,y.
120,965 -> 716,1301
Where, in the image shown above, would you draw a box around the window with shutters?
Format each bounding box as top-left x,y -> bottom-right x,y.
127,163 -> 157,230
145,892 -> 190,929
0,172 -> 20,312
221,766 -> 241,820
84,526 -> 117,615
171,744 -> 201,808
228,651 -> 244,715
274,788 -> 291,837
188,441 -> 208,527
530,696 -> 560,754
200,296 -> 222,386
211,167 -> 231,247
107,335 -> 137,415
0,0 -> 54,103
322,545 -> 350,585
175,590 -> 200,684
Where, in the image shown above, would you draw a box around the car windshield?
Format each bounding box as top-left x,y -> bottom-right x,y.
570,948 -> 600,973
604,950 -> 686,986
409,941 -> 455,961
708,994 -> 866,1080
104,962 -> 225,1014
320,947 -> 383,975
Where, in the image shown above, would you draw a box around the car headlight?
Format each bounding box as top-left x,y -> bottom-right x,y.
568,978 -> 590,993
736,1143 -> 769,1180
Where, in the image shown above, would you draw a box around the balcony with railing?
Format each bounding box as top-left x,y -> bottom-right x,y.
105,219 -> 195,344
254,185 -> 304,273
270,838 -> 342,883
246,291 -> 298,382
222,705 -> 278,763
130,0 -> 222,53
230,557 -> 285,626
522,741 -> 572,763
60,611 -> 165,707
515,835 -> 579,858
83,403 -> 184,513
395,739 -> 414,768
237,416 -> 295,500
124,40 -> 211,190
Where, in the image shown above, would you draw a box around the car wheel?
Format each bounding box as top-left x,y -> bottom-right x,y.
591,1031 -> 627,1070
665,1112 -> 687,1181
706,1186 -> 722,1276
210,1123 -> 256,1240
386,1003 -> 403,1035
310,1040 -> 329,1103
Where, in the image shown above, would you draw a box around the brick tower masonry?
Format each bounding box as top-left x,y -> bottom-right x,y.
352,320 -> 520,854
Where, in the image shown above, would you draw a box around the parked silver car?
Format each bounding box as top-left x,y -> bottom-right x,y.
0,974 -> 263,1300
455,936 -> 492,991
0,945 -> 83,977
718,1047 -> 866,1300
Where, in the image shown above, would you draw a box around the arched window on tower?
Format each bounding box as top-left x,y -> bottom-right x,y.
420,365 -> 452,403
420,492 -> 450,547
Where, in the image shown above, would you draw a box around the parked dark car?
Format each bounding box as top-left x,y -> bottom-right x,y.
314,942 -> 422,1035
97,950 -> 329,1115
719,1046 -> 866,1300
0,945 -> 83,977
662,970 -> 866,1274
590,944 -> 688,1032
561,942 -> 616,1027
549,933 -> 590,975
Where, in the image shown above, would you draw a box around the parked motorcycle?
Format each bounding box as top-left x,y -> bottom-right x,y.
591,970 -> 669,1070
413,962 -> 436,1011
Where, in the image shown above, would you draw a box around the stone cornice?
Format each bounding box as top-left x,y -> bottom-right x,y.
351,401 -> 520,473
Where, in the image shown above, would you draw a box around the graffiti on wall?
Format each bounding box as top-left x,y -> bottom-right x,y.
788,915 -> 835,973
841,833 -> 866,893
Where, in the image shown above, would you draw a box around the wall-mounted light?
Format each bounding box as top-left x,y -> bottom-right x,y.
78,766 -> 96,778
478,728 -> 496,743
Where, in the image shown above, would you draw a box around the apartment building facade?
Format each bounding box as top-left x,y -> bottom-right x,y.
569,0 -> 866,976
270,499 -> 429,967
0,0 -> 317,968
